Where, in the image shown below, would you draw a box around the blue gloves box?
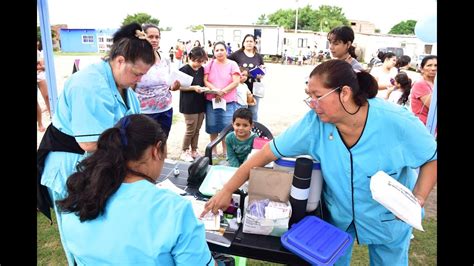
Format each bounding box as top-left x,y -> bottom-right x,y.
281,216 -> 353,265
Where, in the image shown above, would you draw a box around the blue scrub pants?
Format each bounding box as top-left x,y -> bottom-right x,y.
335,222 -> 412,266
48,188 -> 76,266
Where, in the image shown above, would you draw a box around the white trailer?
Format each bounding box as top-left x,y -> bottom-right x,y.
203,24 -> 284,58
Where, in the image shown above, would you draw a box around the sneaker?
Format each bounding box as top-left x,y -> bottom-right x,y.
179,150 -> 194,162
191,150 -> 202,159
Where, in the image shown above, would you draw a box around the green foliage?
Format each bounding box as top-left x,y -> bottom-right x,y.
37,26 -> 57,41
265,5 -> 349,32
256,14 -> 269,25
122,12 -> 160,27
267,8 -> 295,29
389,20 -> 417,35
187,25 -> 204,32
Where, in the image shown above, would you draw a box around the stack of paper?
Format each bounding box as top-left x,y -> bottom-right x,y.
155,179 -> 186,195
183,196 -> 220,231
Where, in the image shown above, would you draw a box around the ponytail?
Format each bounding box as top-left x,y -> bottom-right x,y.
57,127 -> 128,222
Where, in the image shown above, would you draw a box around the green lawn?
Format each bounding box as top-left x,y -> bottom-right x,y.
38,212 -> 436,265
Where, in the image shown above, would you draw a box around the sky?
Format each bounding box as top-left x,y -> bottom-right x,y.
42,0 -> 437,34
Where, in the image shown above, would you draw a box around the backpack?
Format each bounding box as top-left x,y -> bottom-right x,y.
187,156 -> 210,187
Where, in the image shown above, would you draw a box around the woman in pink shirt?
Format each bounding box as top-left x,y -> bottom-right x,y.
204,42 -> 240,156
410,55 -> 437,125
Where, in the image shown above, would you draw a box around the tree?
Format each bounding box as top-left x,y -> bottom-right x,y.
37,26 -> 57,41
265,5 -> 349,32
122,13 -> 160,27
256,14 -> 269,25
389,20 -> 417,35
187,25 -> 204,32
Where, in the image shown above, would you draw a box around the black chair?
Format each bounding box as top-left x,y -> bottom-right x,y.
205,121 -> 274,165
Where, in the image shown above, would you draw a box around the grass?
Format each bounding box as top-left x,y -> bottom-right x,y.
37,212 -> 436,265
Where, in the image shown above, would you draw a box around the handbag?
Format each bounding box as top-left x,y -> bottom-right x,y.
252,81 -> 265,98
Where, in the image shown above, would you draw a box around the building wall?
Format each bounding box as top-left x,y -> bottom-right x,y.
59,29 -> 97,53
203,24 -> 284,56
353,32 -> 435,63
96,28 -> 117,53
350,20 -> 376,34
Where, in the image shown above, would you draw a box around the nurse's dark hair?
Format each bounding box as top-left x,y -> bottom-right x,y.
56,114 -> 166,222
107,22 -> 155,65
309,59 -> 378,106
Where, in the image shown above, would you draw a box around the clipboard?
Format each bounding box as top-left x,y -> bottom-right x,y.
249,67 -> 265,78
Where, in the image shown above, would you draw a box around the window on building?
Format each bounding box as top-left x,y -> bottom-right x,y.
107,37 -> 113,42
297,38 -> 307,48
216,29 -> 224,42
233,30 -> 241,43
98,37 -> 104,42
82,35 -> 94,44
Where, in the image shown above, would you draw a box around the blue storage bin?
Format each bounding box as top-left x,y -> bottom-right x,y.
281,216 -> 353,265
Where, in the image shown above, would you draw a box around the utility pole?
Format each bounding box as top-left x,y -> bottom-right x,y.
294,0 -> 299,33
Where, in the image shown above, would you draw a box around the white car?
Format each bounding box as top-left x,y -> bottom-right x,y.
411,54 -> 430,72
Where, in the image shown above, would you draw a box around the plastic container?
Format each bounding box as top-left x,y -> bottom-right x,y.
199,165 -> 238,196
281,215 -> 353,265
274,156 -> 322,212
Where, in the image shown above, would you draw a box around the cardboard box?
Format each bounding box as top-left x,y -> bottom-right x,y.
242,167 -> 293,237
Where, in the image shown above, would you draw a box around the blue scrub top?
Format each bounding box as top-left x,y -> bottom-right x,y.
270,98 -> 437,244
41,60 -> 141,198
62,181 -> 215,265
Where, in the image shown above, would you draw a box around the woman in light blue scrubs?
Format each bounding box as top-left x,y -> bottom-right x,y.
203,60 -> 437,265
57,114 -> 214,265
38,23 -> 156,265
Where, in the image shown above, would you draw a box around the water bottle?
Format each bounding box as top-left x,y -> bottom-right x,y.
289,157 -> 313,226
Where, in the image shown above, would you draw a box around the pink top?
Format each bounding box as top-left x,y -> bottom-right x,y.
410,79 -> 432,125
204,59 -> 240,102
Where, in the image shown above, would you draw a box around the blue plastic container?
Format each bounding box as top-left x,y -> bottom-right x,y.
281,216 -> 353,265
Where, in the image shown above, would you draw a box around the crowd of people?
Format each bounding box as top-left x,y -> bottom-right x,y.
38,22 -> 437,265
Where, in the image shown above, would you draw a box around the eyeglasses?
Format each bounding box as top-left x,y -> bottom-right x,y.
303,87 -> 340,109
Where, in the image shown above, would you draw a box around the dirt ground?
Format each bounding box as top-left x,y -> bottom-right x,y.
36,56 -> 436,218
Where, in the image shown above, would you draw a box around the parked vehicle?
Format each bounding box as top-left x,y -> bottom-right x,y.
410,54 -> 430,72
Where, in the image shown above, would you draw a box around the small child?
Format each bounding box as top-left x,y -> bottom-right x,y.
225,108 -> 257,167
387,72 -> 412,108
236,67 -> 256,108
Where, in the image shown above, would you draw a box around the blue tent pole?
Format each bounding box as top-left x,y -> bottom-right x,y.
425,75 -> 437,137
37,0 -> 58,116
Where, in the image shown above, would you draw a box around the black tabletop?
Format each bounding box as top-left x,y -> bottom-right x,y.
158,159 -> 310,265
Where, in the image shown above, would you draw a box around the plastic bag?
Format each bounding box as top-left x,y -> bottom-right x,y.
253,82 -> 265,98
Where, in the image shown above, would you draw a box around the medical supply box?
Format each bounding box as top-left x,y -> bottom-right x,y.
281,215 -> 353,265
242,167 -> 293,237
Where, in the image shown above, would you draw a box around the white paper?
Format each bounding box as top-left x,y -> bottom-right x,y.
183,196 -> 220,231
370,171 -> 424,231
212,98 -> 226,111
168,69 -> 193,88
155,179 -> 186,195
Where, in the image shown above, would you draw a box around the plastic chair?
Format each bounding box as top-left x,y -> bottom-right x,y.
205,121 -> 273,165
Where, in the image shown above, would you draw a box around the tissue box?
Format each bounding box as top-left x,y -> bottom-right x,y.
281,216 -> 353,265
242,167 -> 293,237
